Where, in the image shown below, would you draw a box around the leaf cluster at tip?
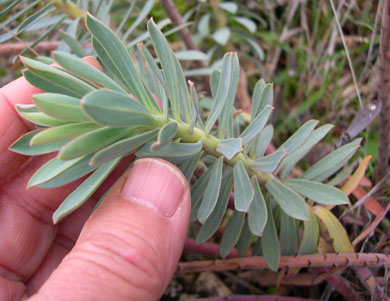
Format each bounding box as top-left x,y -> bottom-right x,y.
10,13 -> 361,269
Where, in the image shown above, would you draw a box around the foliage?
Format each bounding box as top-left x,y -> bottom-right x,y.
9,13 -> 360,271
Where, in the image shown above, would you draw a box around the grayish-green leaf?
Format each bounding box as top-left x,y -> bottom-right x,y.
240,105 -> 273,145
174,50 -> 209,61
253,125 -> 273,159
233,161 -> 254,212
205,53 -> 239,134
30,123 -> 100,146
261,198 -> 280,271
16,105 -> 70,127
137,140 -> 203,164
210,69 -> 221,99
280,211 -> 298,255
254,83 -> 273,118
278,120 -> 319,154
265,178 -> 309,220
197,157 -> 224,223
151,122 -> 178,151
216,138 -> 242,160
9,130 -> 67,155
53,51 -> 125,92
285,179 -> 349,205
196,174 -> 234,244
178,151 -> 203,181
248,176 -> 267,236
33,93 -> 89,122
302,141 -> 361,181
122,0 -> 154,40
53,157 -> 121,224
234,17 -> 256,33
220,210 -> 245,258
91,129 -> 159,166
189,81 -> 201,132
81,89 -> 156,127
327,164 -> 355,186
197,13 -> 210,37
58,127 -> 135,160
190,167 -> 213,222
213,28 -> 231,45
298,205 -> 319,254
218,2 -> 238,13
86,14 -> 160,114
59,31 -> 86,57
244,36 -> 264,61
251,79 -> 265,121
252,148 -> 286,173
17,2 -> 53,34
237,218 -> 252,257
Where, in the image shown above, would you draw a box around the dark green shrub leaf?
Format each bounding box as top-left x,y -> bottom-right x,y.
233,161 -> 254,212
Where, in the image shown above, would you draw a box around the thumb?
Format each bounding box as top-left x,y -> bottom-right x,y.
30,158 -> 190,301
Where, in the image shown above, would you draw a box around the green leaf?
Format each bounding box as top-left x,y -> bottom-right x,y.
218,2 -> 238,13
16,105 -> 70,127
58,127 -> 135,160
137,140 -> 203,164
90,129 -> 159,166
59,31 -> 87,57
298,205 -> 319,255
278,120 -> 319,154
236,218 -> 252,257
9,130 -> 67,155
189,81 -> 201,132
248,176 -> 267,236
205,53 -> 239,134
30,123 -> 100,146
53,51 -> 125,92
234,17 -> 256,33
190,167 -> 213,222
216,138 -> 242,160
251,79 -> 265,121
254,83 -> 273,118
122,0 -> 154,40
28,157 -> 82,187
21,56 -> 95,97
244,36 -> 264,61
210,69 -> 221,99
39,154 -> 97,188
265,178 -> 309,220
279,124 -> 334,179
302,141 -> 361,181
197,156 -> 224,223
151,122 -> 178,151
261,198 -> 280,271
86,14 -> 160,114
196,173 -> 234,244
178,151 -> 203,181
17,2 -> 53,34
148,19 -> 192,122
0,0 -> 22,19
240,105 -> 273,145
213,28 -> 231,46
252,148 -> 286,173
33,93 -> 89,122
220,210 -> 245,258
285,179 -> 349,205
279,211 -> 298,255
251,124 -> 273,159
53,157 -> 121,224
81,89 -> 157,127
197,13 -> 210,37
174,50 -> 209,61
233,161 -> 254,212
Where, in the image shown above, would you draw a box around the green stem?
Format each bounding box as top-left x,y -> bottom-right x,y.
46,0 -> 86,19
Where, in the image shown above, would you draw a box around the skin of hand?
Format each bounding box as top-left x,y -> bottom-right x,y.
0,57 -> 190,300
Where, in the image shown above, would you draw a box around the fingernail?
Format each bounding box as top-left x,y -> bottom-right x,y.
120,158 -> 185,217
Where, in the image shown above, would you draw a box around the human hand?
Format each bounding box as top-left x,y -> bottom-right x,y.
0,59 -> 190,300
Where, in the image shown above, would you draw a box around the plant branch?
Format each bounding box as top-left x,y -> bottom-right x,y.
177,253 -> 390,273
0,41 -> 60,56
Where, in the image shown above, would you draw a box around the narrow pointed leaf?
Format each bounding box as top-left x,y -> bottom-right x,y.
59,31 -> 87,57
251,124 -> 273,159
248,176 -> 267,236
278,120 -> 319,154
210,69 -> 221,99
122,0 -> 154,40
261,198 -> 280,271
237,218 -> 252,257
298,205 -> 319,254
265,178 -> 309,220
197,157 -> 224,223
33,93 -> 90,122
190,167 -> 213,222
252,148 -> 286,173
81,89 -> 156,127
17,2 -> 53,34
216,138 -> 242,160
21,56 -> 95,97
178,151 -> 203,181
280,211 -> 298,255
254,83 -> 273,118
53,51 -> 125,92
53,158 -> 121,224
233,161 -> 254,212
16,105 -> 70,127
39,155 -> 97,188
58,127 -> 135,160
189,81 -> 200,132
251,79 -> 265,120
240,105 -> 273,145
285,179 -> 349,205
341,155 -> 371,195
30,123 -> 100,146
86,14 -> 160,113
205,53 -> 239,134
90,129 -> 159,166
9,130 -> 67,155
151,122 -> 178,151
213,28 -> 231,46
220,210 -> 245,258
137,140 -> 203,164
313,206 -> 354,253
196,174 -> 233,244
302,141 -> 361,181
